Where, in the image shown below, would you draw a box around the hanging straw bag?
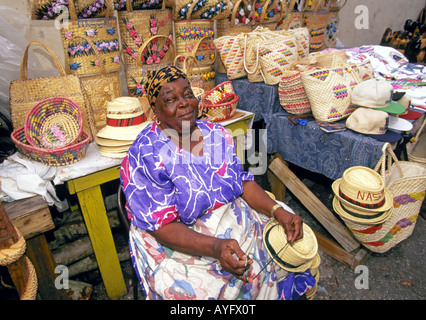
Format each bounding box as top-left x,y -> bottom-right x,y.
277,27 -> 310,59
167,0 -> 231,20
9,41 -> 93,139
302,11 -> 328,52
300,64 -> 360,122
118,0 -> 173,69
365,143 -> 426,253
74,0 -> 112,18
254,0 -> 283,31
407,117 -> 426,165
278,0 -> 304,31
125,34 -> 176,99
323,10 -> 340,48
69,35 -> 123,137
216,0 -> 255,38
213,33 -> 247,80
60,0 -> 121,76
303,0 -> 330,12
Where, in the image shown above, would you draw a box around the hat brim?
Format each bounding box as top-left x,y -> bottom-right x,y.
95,136 -> 134,147
373,101 -> 406,115
331,178 -> 394,213
333,196 -> 393,225
366,130 -> 402,142
399,109 -> 423,120
96,121 -> 150,141
263,220 -> 317,273
388,116 -> 413,132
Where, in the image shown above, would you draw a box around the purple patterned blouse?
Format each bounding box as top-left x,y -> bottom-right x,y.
120,120 -> 254,232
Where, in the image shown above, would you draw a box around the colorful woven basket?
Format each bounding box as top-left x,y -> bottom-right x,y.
278,70 -> 312,115
24,97 -> 83,150
203,81 -> 235,104
202,94 -> 238,122
11,126 -> 90,166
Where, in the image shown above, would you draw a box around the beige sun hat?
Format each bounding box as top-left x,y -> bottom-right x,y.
96,97 -> 150,141
95,136 -> 134,147
98,145 -> 130,159
331,166 -> 394,214
263,220 -> 318,273
332,196 -> 393,225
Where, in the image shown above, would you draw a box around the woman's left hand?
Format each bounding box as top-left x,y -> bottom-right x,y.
274,208 -> 303,244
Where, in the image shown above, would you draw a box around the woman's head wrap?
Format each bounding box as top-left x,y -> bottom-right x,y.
144,65 -> 189,109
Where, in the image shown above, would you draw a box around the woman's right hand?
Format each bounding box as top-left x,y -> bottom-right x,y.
212,238 -> 253,283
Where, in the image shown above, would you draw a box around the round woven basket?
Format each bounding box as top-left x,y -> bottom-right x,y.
11,127 -> 90,166
24,97 -> 83,150
204,81 -> 236,104
202,94 -> 238,122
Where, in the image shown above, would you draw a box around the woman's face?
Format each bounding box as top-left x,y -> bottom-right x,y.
154,78 -> 199,135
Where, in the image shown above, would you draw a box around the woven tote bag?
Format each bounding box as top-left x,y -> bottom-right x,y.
61,0 -> 121,76
31,0 -> 69,20
216,0 -> 255,38
70,36 -> 123,137
323,10 -> 340,48
125,34 -> 176,99
364,143 -> 426,253
352,60 -> 375,82
407,117 -> 426,165
254,0 -> 283,31
277,27 -> 310,59
213,33 -> 247,80
303,0 -> 330,12
118,0 -> 173,69
300,65 -> 360,122
167,0 -> 231,20
74,0 -> 112,18
278,10 -> 303,30
256,36 -> 299,85
9,41 -> 93,140
313,49 -> 347,68
302,11 -> 328,52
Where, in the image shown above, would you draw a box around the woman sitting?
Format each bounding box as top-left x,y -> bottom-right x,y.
120,66 -> 316,300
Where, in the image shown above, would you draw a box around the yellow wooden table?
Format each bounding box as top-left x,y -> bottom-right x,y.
64,111 -> 254,299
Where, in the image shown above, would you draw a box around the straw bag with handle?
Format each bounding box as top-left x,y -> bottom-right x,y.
70,35 -> 123,137
278,0 -> 303,31
300,64 -> 360,122
216,0 -> 255,38
125,35 -> 176,108
323,10 -> 340,48
302,11 -> 328,52
253,0 -> 283,31
213,33 -> 247,80
365,143 -> 426,253
118,0 -> 173,69
9,41 -> 93,140
61,0 -> 121,76
74,0 -> 112,18
167,0 -> 231,20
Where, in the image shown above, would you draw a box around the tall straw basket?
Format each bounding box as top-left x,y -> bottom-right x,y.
74,0 -> 112,18
302,11 -> 328,52
254,0 -> 283,31
70,35 -> 123,137
118,0 -> 173,69
9,41 -> 92,139
61,0 -> 121,76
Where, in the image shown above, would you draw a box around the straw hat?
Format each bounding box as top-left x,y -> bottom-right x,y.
332,196 -> 393,225
96,97 -> 150,141
331,166 -> 394,214
263,220 -> 318,273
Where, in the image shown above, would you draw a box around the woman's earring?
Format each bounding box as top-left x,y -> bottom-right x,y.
154,115 -> 161,125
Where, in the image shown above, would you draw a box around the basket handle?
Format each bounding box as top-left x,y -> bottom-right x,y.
258,0 -> 282,24
190,35 -> 216,66
173,54 -> 200,75
230,0 -> 256,27
20,41 -> 67,80
126,0 -> 166,12
413,115 -> 426,142
374,142 -> 405,179
330,0 -> 348,11
68,0 -> 114,21
65,35 -> 108,75
136,34 -> 176,67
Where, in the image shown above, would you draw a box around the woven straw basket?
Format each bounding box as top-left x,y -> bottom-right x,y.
61,0 -> 121,76
323,11 -> 340,48
313,49 -> 347,68
11,126 -> 90,166
407,116 -> 426,165
278,70 -> 311,115
125,34 -> 176,100
74,0 -> 112,18
358,143 -> 426,253
24,97 -> 83,150
202,95 -> 239,122
167,0 -> 231,20
303,0 -> 330,12
302,11 -> 328,52
300,65 -> 360,122
203,81 -> 235,104
118,0 -> 173,69
253,0 -> 283,31
9,41 -> 93,139
214,33 -> 247,80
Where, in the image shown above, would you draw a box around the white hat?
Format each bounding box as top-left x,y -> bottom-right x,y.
351,79 -> 405,114
96,97 -> 150,141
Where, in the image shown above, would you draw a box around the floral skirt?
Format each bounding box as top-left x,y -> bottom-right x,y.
129,197 -> 316,300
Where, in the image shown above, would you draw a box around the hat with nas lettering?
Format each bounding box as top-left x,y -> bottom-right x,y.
351,79 -> 406,115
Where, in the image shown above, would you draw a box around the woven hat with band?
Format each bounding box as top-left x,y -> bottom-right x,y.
332,166 -> 394,213
263,220 -> 318,273
96,97 -> 149,141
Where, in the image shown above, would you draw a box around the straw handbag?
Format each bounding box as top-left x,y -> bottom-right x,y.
113,0 -> 164,10
9,41 -> 93,139
313,49 -> 347,68
174,55 -> 204,89
69,35 -> 123,137
303,0 -> 330,12
61,0 -> 121,76
278,10 -> 303,30
167,0 -> 231,20
213,33 -> 247,80
322,10 -> 340,48
364,143 -> 426,253
302,11 -> 328,52
277,27 -> 310,59
254,0 -> 283,31
31,0 -> 69,20
300,64 -> 360,122
118,0 -> 173,69
125,34 -> 176,99
74,0 -> 112,18
407,117 -> 426,165
216,0 -> 255,38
